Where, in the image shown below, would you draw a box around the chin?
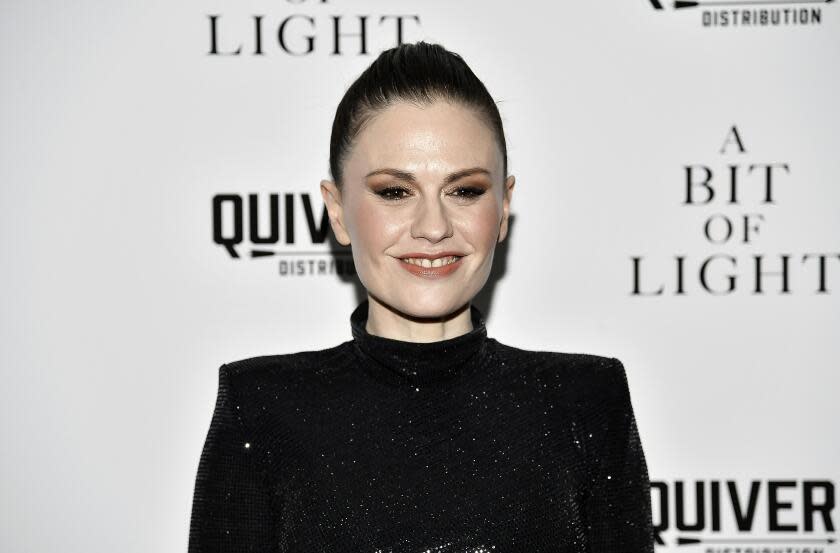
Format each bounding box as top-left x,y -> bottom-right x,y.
389,294 -> 470,320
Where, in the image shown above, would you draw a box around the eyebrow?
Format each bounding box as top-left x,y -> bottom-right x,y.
364,167 -> 491,186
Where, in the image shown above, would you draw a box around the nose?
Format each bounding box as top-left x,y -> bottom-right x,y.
410,194 -> 453,243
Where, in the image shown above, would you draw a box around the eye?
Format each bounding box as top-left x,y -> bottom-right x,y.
450,186 -> 486,199
375,186 -> 411,201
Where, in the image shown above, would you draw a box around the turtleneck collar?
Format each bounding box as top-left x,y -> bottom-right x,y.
349,299 -> 489,387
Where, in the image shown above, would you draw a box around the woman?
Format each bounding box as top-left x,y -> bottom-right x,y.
189,41 -> 654,552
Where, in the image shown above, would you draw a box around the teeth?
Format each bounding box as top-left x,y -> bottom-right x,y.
401,256 -> 461,268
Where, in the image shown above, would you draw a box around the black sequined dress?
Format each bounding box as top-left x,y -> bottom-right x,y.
188,299 -> 654,552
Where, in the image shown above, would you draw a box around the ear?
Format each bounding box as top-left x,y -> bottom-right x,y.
320,179 -> 352,246
498,174 -> 515,243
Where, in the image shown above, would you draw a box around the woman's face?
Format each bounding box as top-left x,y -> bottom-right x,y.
321,99 -> 515,319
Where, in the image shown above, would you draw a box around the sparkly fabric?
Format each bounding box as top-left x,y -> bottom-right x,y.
188,299 -> 654,552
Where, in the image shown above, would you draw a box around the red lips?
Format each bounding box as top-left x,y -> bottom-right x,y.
397,253 -> 465,279
398,251 -> 465,260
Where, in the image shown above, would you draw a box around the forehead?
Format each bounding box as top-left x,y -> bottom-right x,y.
345,100 -> 502,178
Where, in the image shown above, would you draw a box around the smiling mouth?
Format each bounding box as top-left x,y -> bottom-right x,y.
399,255 -> 463,268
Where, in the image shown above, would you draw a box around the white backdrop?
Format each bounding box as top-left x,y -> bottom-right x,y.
1,1 -> 838,551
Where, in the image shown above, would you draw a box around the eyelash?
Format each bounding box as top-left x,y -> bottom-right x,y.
375,186 -> 486,201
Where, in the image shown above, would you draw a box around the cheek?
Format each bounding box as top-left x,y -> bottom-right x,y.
347,201 -> 400,254
462,201 -> 502,250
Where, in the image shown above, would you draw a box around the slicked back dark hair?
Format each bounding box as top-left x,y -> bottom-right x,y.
328,41 -> 508,188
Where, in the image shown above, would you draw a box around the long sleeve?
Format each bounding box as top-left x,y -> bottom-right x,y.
583,358 -> 654,552
188,364 -> 277,553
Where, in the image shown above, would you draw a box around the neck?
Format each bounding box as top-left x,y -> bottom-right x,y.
349,298 -> 489,388
364,295 -> 474,343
